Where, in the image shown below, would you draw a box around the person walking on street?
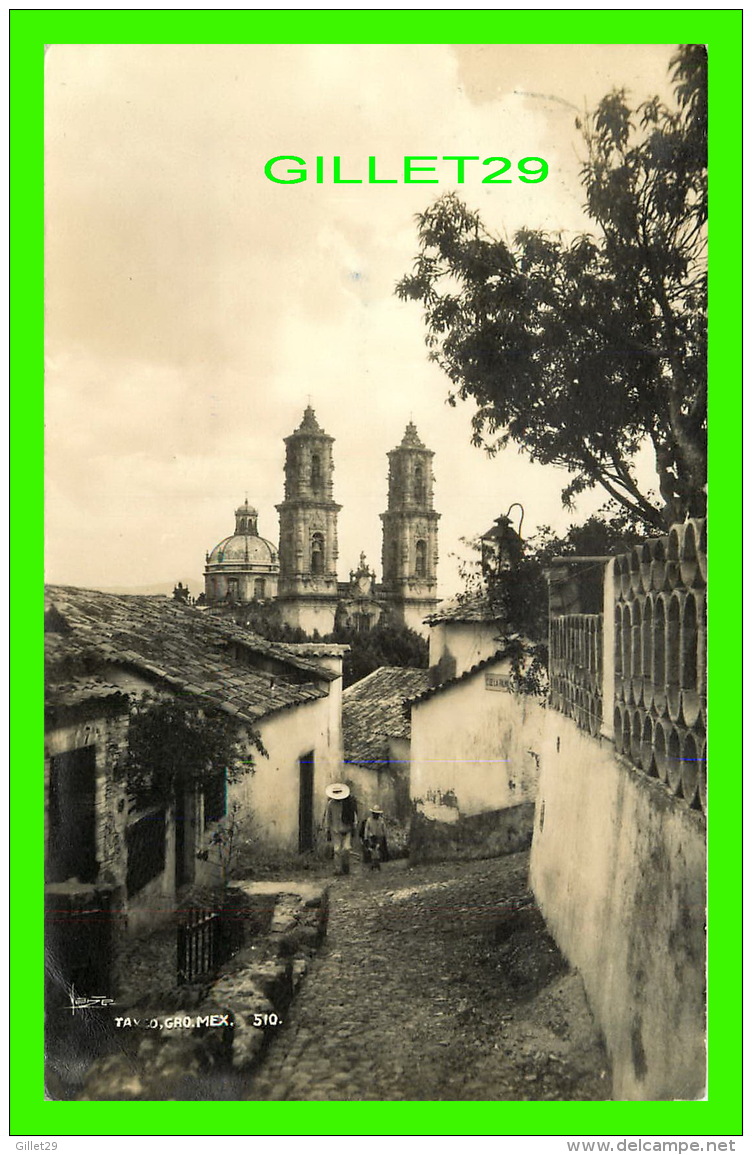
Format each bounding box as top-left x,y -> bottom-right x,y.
323,783 -> 358,876
363,805 -> 388,871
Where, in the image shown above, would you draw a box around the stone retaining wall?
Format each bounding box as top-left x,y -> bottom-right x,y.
50,882 -> 329,1101
409,802 -> 535,864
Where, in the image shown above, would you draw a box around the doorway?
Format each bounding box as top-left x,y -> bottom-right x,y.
48,745 -> 98,883
298,752 -> 314,852
174,790 -> 196,891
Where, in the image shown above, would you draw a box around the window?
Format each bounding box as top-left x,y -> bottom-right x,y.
388,539 -> 399,578
254,577 -> 266,600
415,539 -> 427,578
311,532 -> 325,575
204,770 -> 227,826
311,453 -> 322,490
414,463 -> 426,503
126,809 -> 166,897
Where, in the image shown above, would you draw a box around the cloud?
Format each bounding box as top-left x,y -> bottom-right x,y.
44,43 -> 671,591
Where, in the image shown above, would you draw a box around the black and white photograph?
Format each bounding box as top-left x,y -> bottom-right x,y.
44,41 -> 707,1104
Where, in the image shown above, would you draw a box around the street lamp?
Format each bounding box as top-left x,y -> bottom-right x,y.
481,503 -> 525,578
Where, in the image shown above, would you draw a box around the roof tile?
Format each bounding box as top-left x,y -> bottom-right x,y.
44,585 -> 330,724
424,594 -> 504,625
342,666 -> 431,767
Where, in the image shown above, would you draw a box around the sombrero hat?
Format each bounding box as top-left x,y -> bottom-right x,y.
325,782 -> 350,800
369,805 -> 383,814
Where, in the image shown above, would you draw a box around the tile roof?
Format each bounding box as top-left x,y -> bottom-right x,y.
45,585 -> 331,724
342,666 -> 432,767
423,594 -> 504,625
284,643 -> 351,658
45,676 -> 128,711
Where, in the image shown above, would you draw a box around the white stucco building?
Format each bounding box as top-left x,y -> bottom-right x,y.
45,585 -> 347,947
407,650 -> 544,861
424,593 -> 508,680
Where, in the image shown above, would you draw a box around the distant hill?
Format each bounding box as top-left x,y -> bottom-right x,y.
81,579 -> 203,598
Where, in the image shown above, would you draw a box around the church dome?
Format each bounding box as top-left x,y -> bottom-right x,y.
204,498 -> 280,606
205,498 -> 278,569
207,534 -> 278,567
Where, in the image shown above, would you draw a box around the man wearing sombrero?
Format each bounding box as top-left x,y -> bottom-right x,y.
323,782 -> 358,877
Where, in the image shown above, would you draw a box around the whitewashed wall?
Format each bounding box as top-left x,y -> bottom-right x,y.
230,691 -> 343,852
410,659 -> 544,821
427,619 -> 502,679
530,708 -> 706,1100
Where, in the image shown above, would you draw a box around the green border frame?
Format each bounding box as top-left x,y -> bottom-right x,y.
12,7 -> 741,1138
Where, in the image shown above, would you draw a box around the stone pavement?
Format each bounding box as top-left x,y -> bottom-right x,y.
245,852 -> 611,1101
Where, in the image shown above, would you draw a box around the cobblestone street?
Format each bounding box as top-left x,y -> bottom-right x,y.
246,852 -> 611,1101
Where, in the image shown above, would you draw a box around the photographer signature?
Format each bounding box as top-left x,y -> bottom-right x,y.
68,986 -> 115,1015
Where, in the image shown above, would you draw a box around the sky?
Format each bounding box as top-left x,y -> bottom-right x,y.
45,42 -> 675,599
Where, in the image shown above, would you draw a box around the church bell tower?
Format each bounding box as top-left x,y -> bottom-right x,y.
276,406 -> 342,634
380,422 -> 440,636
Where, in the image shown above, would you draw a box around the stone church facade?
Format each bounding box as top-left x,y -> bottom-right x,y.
204,407 -> 440,637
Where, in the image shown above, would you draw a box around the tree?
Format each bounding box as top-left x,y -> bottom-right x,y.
213,599 -> 310,644
197,800 -> 243,886
459,502 -> 649,674
124,692 -> 263,809
396,46 -> 707,531
325,623 -> 428,687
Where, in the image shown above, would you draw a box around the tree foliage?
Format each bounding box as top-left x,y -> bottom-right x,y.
326,623 -> 428,688
396,46 -> 707,530
461,502 -> 650,646
125,692 -> 262,807
217,600 -> 310,644
206,601 -> 428,688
